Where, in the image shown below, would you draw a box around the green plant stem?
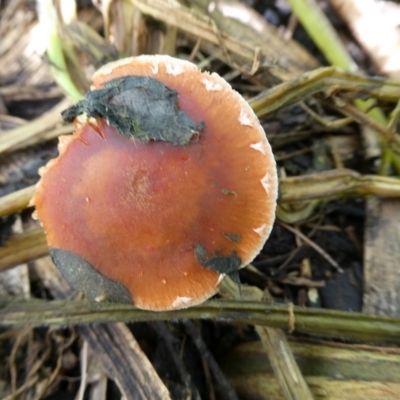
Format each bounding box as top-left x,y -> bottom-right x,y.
248,67 -> 400,117
285,0 -> 400,173
37,0 -> 84,100
286,0 -> 356,70
1,297 -> 400,344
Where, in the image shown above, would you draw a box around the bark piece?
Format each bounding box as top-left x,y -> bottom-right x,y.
364,198 -> 400,317
222,340 -> 400,399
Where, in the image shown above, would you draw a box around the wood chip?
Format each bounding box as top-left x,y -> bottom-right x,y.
364,198 -> 400,317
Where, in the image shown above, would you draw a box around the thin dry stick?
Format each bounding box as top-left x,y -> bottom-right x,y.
201,353 -> 216,400
9,328 -> 31,396
76,340 -> 89,400
24,337 -> 52,383
300,100 -> 354,129
277,246 -> 304,271
32,347 -> 64,400
0,329 -> 23,341
3,375 -> 39,400
183,320 -> 240,400
332,96 -> 400,146
275,147 -> 312,161
278,221 -> 344,272
154,321 -> 201,400
188,37 -> 202,61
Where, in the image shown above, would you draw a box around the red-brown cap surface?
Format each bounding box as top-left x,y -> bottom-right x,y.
33,55 -> 277,311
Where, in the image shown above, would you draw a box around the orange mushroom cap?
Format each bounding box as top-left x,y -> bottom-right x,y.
33,55 -> 278,311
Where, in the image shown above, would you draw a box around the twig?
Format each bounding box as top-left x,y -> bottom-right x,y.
32,340 -> 64,400
9,328 -> 31,395
182,320 -> 240,400
201,352 -> 216,400
3,375 -> 39,400
278,221 -> 344,272
154,321 -> 201,400
332,96 -> 400,148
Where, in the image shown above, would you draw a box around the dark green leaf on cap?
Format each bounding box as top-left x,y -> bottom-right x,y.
195,243 -> 242,275
195,243 -> 242,293
62,75 -> 203,146
50,248 -> 133,304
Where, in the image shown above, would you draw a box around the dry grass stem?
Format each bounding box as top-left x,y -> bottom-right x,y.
0,98 -> 70,154
0,186 -> 35,218
0,228 -> 48,272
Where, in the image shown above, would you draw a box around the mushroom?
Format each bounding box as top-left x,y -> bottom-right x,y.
33,55 -> 278,311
